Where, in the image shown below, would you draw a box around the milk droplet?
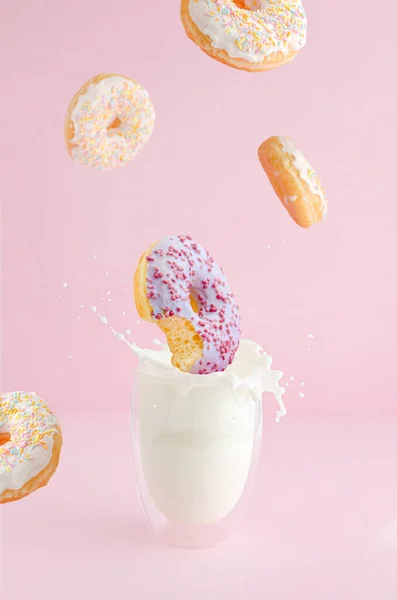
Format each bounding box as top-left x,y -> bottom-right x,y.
290,376 -> 294,381
68,356 -> 72,359
308,333 -> 315,338
91,306 -> 97,312
80,305 -> 84,308
122,312 -> 126,315
137,320 -> 140,325
308,348 -> 311,351
301,382 -> 305,386
267,245 -> 271,249
107,291 -> 111,295
298,392 -> 305,398
93,254 -> 97,259
125,329 -> 131,335
105,272 -> 109,276
285,382 -> 289,387
63,282 -> 68,288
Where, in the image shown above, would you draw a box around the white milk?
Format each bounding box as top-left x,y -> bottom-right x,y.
137,363 -> 257,523
92,307 -> 286,525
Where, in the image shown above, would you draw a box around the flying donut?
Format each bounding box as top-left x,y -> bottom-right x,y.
181,0 -> 307,72
0,391 -> 62,504
134,234 -> 241,374
65,73 -> 155,170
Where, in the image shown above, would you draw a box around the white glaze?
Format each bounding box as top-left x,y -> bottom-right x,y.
280,137 -> 327,216
283,194 -> 298,206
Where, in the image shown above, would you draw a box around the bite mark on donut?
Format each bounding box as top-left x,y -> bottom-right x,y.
158,316 -> 204,372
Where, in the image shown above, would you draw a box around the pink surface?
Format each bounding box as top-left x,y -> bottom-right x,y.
2,415 -> 397,598
1,0 -> 397,597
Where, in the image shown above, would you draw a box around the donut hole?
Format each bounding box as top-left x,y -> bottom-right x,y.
190,292 -> 200,314
0,432 -> 11,446
108,116 -> 122,133
233,0 -> 261,9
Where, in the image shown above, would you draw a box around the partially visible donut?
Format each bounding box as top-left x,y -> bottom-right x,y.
65,73 -> 155,170
181,0 -> 307,72
0,391 -> 62,504
134,235 -> 241,374
258,135 -> 327,228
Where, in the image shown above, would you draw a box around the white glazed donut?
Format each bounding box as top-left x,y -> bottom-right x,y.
0,391 -> 62,504
65,73 -> 155,170
181,0 -> 307,72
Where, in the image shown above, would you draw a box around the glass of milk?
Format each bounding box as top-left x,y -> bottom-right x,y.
130,339 -> 285,548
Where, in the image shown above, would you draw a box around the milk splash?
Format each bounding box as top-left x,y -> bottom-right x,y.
91,307 -> 287,422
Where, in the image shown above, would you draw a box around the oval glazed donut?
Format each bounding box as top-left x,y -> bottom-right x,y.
0,391 -> 62,504
65,73 -> 155,170
134,234 -> 241,374
181,0 -> 307,72
258,135 -> 327,228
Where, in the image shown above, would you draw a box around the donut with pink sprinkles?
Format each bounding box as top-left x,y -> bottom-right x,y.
134,234 -> 241,374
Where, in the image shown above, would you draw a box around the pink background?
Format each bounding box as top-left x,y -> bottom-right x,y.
1,0 -> 397,598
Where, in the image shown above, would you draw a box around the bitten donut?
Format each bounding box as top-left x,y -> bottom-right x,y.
134,234 -> 241,374
65,73 -> 155,170
258,135 -> 327,228
0,391 -> 62,504
181,0 -> 306,72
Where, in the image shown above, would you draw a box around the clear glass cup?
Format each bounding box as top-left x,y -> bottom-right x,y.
130,364 -> 263,549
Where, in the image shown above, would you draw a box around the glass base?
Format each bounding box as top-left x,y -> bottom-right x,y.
155,522 -> 229,549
